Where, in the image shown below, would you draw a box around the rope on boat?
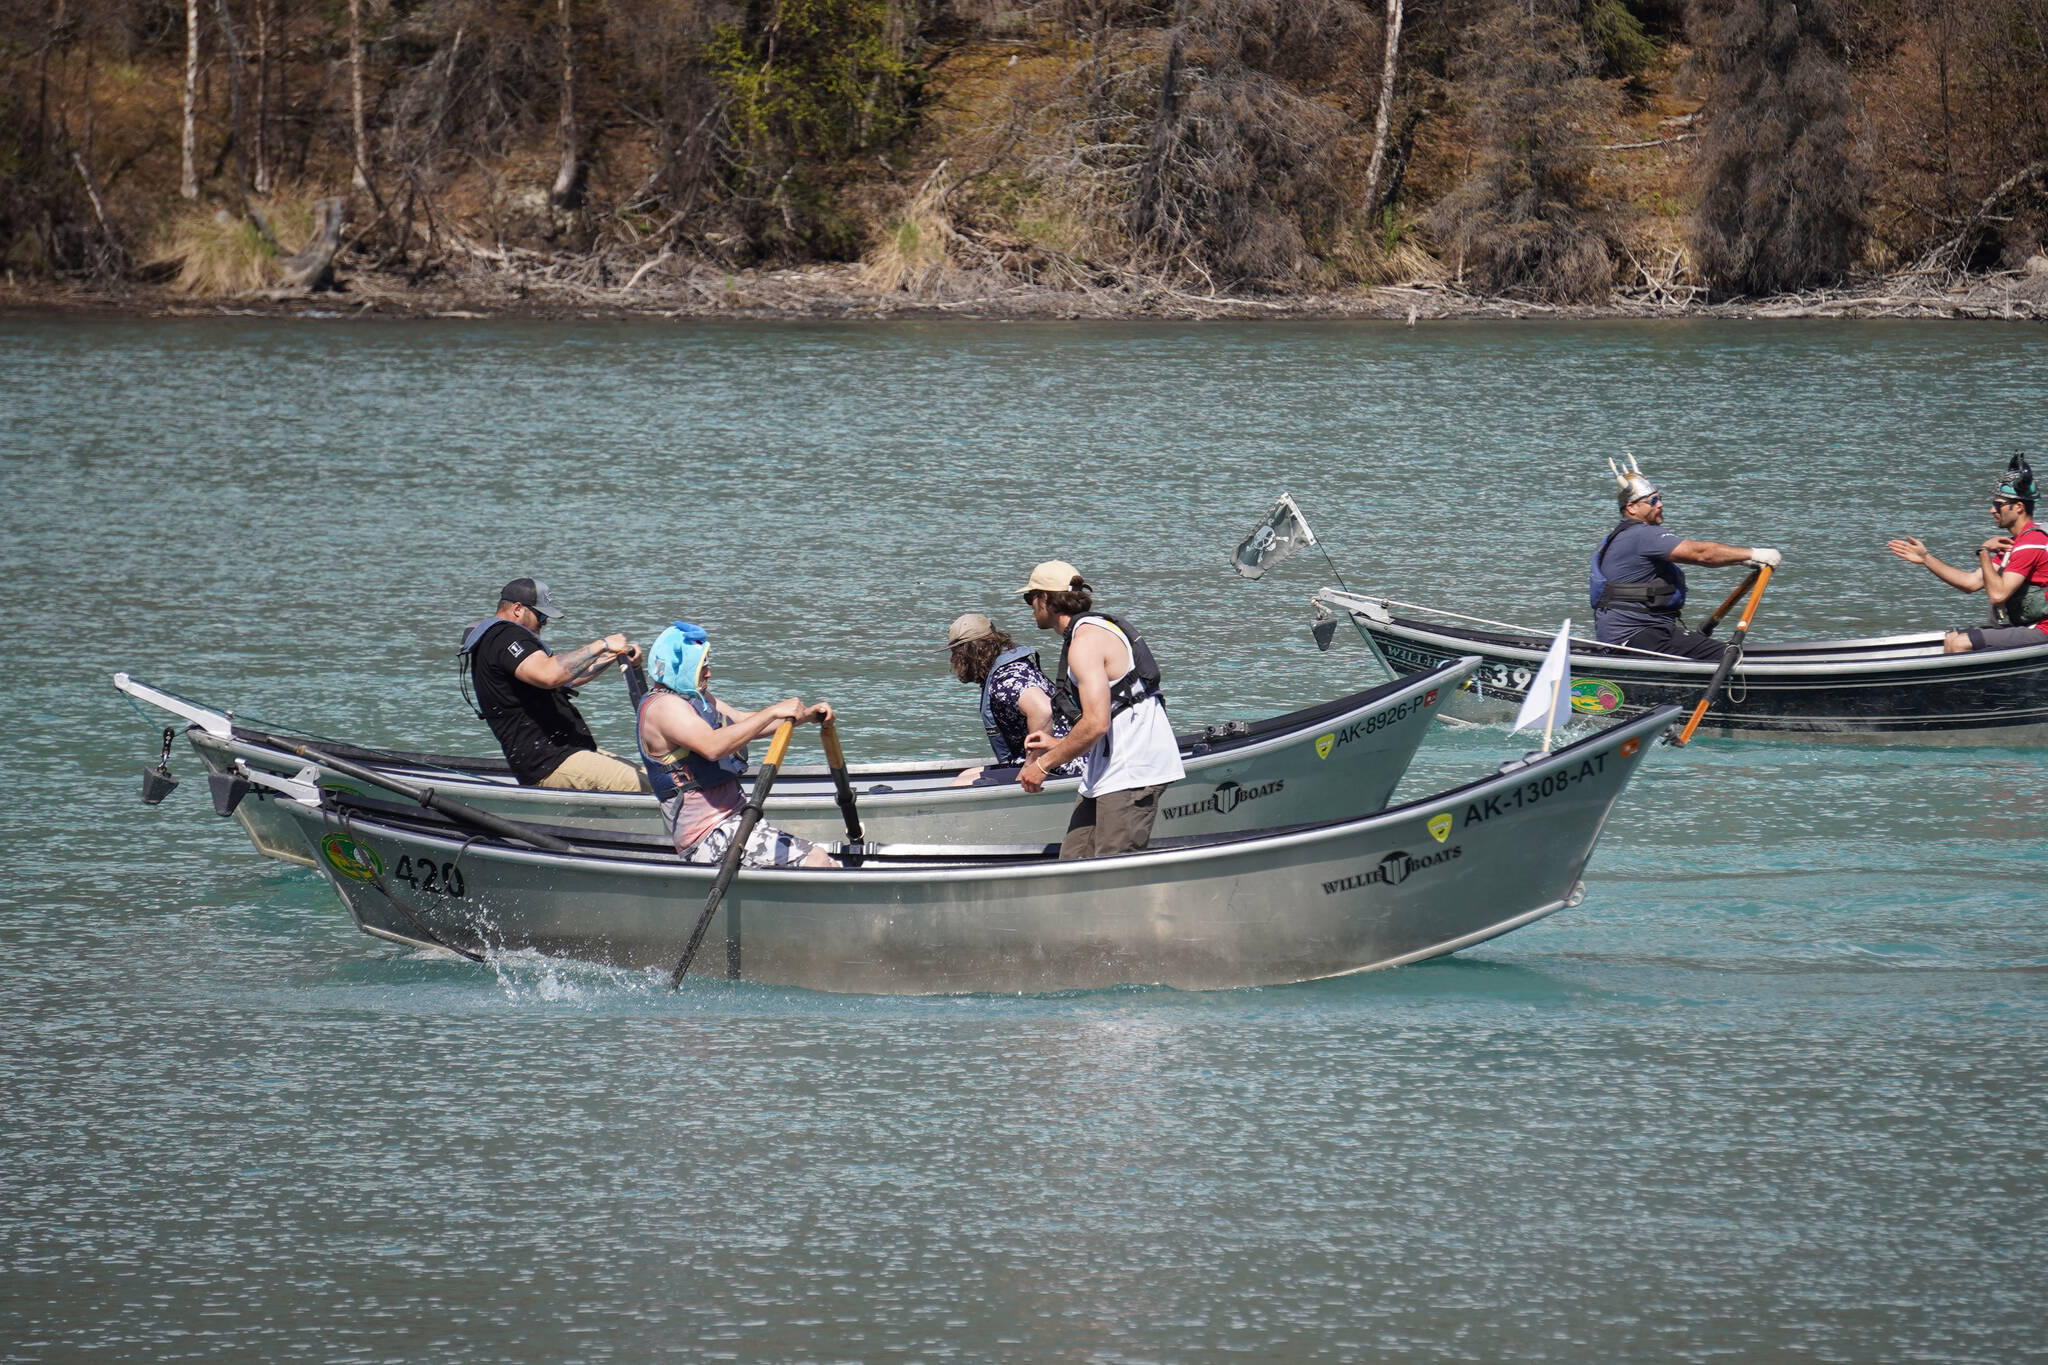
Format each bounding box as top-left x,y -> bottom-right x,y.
331,806 -> 487,963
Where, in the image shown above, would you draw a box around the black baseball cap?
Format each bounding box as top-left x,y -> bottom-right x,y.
499,577 -> 563,621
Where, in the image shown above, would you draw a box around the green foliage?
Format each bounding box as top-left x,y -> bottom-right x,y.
1579,0 -> 1661,77
710,1 -> 922,165
709,0 -> 924,261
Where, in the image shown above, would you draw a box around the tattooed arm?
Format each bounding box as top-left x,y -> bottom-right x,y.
514,633 -> 634,690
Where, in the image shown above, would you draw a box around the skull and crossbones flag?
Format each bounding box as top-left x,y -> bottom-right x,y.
1230,493 -> 1319,580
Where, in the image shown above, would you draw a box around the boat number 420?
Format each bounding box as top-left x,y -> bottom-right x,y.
393,854 -> 467,898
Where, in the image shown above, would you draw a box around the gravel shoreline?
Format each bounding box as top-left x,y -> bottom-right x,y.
6,258 -> 2045,322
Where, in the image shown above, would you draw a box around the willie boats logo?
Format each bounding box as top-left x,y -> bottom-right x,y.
1321,844 -> 1462,895
1161,778 -> 1284,821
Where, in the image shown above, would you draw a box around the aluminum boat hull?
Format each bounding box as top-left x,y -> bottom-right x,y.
1320,590 -> 2048,745
255,708 -> 1674,994
121,661 -> 1478,864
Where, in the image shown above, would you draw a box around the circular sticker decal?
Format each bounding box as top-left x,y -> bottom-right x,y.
1569,678 -> 1625,715
320,832 -> 384,882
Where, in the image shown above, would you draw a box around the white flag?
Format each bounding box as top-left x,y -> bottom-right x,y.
1512,619 -> 1574,743
1231,493 -> 1318,580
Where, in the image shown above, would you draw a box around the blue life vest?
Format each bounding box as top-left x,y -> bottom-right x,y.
978,645 -> 1043,763
636,689 -> 747,803
1589,519 -> 1686,616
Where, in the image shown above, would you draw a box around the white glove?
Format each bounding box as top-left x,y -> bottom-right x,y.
1747,547 -> 1782,568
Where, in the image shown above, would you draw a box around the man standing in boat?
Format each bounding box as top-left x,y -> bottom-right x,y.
1590,457 -> 1782,659
1014,561 -> 1185,859
459,577 -> 650,792
1886,454 -> 2048,653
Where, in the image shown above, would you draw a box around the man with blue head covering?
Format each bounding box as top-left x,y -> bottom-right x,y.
635,621 -> 840,868
1889,453 -> 2048,652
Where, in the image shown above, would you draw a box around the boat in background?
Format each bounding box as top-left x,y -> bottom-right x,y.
1315,587 -> 2048,745
117,657 -> 1479,861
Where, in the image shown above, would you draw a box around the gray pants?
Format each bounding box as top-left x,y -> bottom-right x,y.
1058,784 -> 1168,861
1963,624 -> 2048,651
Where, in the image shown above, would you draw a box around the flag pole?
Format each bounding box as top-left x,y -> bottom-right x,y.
1541,676 -> 1559,753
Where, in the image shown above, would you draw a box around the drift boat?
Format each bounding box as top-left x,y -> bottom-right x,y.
1315,589 -> 2048,745
226,705 -> 1676,993
117,658 -> 1479,860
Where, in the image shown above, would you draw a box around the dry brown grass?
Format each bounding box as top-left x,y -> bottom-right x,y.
151,189 -> 324,295
858,166 -> 966,294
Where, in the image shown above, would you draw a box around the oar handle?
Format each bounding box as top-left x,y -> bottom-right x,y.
669,719 -> 796,989
1674,565 -> 1772,746
290,743 -> 575,853
762,718 -> 795,768
1703,566 -> 1763,631
819,716 -> 864,845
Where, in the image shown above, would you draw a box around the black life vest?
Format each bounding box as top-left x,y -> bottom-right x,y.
456,617 -> 550,719
1589,518 -> 1685,616
1050,613 -> 1165,726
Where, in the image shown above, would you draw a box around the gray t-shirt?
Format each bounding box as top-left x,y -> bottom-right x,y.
1590,520 -> 1687,642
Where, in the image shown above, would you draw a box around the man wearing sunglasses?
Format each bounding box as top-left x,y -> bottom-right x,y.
1590,458 -> 1781,659
458,577 -> 651,791
1887,455 -> 2048,653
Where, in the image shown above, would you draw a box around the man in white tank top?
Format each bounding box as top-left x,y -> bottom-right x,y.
1014,560 -> 1185,859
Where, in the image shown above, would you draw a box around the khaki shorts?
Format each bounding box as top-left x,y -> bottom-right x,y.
1058,783 -> 1168,861
536,748 -> 652,793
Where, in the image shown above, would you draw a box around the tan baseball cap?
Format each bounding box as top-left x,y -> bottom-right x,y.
1018,560 -> 1084,597
945,612 -> 995,649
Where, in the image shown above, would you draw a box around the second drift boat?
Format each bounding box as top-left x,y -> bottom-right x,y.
231,707 -> 1678,994
1315,588 -> 2048,745
117,658 -> 1479,860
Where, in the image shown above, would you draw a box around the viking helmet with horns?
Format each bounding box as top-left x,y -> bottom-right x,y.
1609,454 -> 1660,513
1996,451 -> 2037,511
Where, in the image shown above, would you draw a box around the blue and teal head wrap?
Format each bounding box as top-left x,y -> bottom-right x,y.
650,621 -> 711,698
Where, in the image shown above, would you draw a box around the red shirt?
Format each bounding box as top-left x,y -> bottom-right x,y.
1996,520 -> 2048,635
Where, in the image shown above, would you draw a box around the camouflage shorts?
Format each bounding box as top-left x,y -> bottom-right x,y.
678,811 -> 818,868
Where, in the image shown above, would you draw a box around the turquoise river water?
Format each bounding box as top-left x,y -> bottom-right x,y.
2,319 -> 2044,1362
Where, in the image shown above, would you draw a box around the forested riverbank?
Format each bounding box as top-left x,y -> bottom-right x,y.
5,1 -> 2046,320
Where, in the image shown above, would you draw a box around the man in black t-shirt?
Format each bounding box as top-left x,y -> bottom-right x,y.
459,577 -> 650,791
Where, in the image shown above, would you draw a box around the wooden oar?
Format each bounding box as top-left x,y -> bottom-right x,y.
1699,566 -> 1762,635
1673,565 -> 1772,746
667,719 -> 796,990
819,717 -> 865,846
285,742 -> 575,853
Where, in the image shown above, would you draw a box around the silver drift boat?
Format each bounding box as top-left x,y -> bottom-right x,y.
1316,588 -> 2048,746
117,660 -> 1479,861
238,706 -> 1676,994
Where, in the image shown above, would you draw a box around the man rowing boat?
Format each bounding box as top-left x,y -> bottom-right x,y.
1887,454 -> 2048,654
635,622 -> 839,868
1590,457 -> 1782,659
458,577 -> 649,792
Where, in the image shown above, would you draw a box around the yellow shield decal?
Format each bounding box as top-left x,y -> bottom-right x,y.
1427,812 -> 1453,844
1315,732 -> 1335,760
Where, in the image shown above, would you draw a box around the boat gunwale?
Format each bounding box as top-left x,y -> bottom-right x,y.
188,656 -> 1482,811
296,705 -> 1679,888
1354,611 -> 2048,681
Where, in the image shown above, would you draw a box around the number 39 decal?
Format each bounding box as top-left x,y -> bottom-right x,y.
393,854 -> 466,899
